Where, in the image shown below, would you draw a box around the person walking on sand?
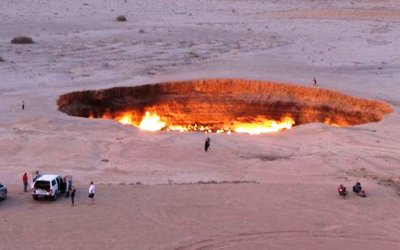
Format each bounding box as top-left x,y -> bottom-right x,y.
88,181 -> 95,205
22,173 -> 28,192
313,76 -> 317,87
204,137 -> 211,152
70,186 -> 76,207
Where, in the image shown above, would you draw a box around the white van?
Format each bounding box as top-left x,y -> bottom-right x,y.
31,174 -> 72,201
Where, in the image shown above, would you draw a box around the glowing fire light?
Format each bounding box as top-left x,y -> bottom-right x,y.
117,115 -> 133,125
113,112 -> 295,134
138,111 -> 166,131
233,117 -> 295,134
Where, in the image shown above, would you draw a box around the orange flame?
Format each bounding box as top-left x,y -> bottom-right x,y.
138,111 -> 166,131
113,112 -> 295,134
117,115 -> 133,125
323,117 -> 349,127
233,116 -> 295,134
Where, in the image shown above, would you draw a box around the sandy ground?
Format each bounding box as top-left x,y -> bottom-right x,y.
1,0 -> 400,249
2,182 -> 400,250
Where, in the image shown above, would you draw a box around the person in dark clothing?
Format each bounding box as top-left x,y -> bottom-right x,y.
353,182 -> 362,194
60,177 -> 66,194
22,101 -> 25,110
353,182 -> 366,197
204,137 -> 211,152
22,173 -> 28,192
70,186 -> 76,207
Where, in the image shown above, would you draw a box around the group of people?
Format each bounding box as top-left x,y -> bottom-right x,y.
20,136 -> 211,204
338,182 -> 367,198
21,172 -> 96,207
68,181 -> 96,206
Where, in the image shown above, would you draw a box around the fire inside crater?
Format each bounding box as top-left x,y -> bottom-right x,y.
57,79 -> 392,134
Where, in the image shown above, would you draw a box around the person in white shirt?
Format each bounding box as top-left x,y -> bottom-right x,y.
88,181 -> 96,205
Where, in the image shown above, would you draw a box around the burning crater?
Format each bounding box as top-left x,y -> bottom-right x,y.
57,79 -> 392,134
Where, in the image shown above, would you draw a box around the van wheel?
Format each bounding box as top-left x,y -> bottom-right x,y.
52,192 -> 58,201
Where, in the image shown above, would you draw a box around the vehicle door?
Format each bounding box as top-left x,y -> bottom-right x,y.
55,177 -> 61,194
64,175 -> 72,191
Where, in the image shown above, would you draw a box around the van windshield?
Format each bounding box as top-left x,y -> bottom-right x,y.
34,181 -> 50,191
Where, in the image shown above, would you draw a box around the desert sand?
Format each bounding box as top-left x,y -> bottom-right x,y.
0,0 -> 399,249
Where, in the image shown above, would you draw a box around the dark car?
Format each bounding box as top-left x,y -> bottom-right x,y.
0,183 -> 7,200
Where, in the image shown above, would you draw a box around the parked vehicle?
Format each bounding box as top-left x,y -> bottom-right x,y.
31,174 -> 72,201
0,183 -> 7,201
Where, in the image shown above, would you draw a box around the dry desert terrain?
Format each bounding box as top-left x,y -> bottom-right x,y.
1,0 -> 400,249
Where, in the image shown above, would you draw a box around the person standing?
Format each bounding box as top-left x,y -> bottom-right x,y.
65,177 -> 72,198
88,181 -> 95,205
204,137 -> 211,152
313,76 -> 317,87
22,173 -> 28,192
32,171 -> 40,182
70,186 -> 76,207
22,101 -> 25,111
